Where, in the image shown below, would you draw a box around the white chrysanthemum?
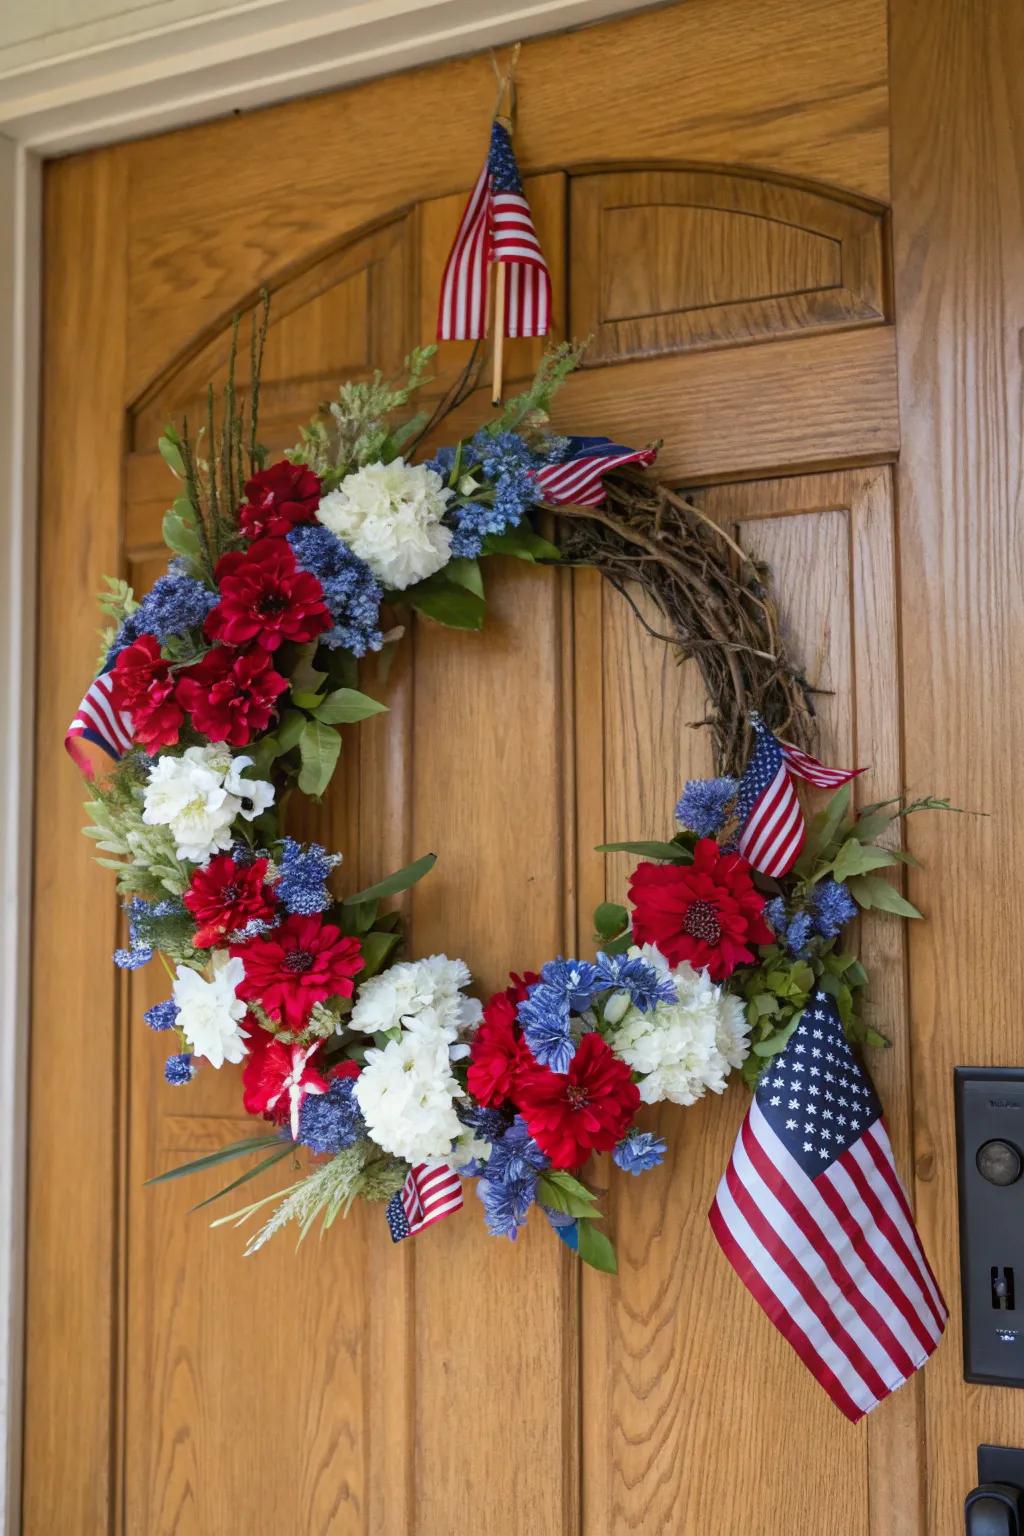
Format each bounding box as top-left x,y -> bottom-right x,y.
607,944 -> 750,1106
316,458 -> 453,591
142,745 -> 274,862
354,1031 -> 464,1162
173,952 -> 249,1069
349,954 -> 481,1043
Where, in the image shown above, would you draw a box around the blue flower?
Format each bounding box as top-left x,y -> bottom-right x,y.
106,574 -> 217,661
613,1129 -> 668,1176
517,985 -> 575,1072
675,777 -> 738,838
784,913 -> 813,955
164,1053 -> 195,1086
287,525 -> 383,657
425,444 -> 459,481
476,1175 -> 536,1239
275,837 -> 339,916
810,877 -> 858,939
456,1102 -> 513,1143
593,952 -> 676,1012
539,956 -> 601,1012
297,1077 -> 364,1155
144,999 -> 178,1032
485,1116 -> 548,1186
114,944 -> 152,970
764,897 -> 787,937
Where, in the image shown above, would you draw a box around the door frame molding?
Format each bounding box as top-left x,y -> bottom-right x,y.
0,5 -> 650,1530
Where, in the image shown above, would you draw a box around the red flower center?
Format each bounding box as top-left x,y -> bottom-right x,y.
284,950 -> 315,975
682,899 -> 722,945
256,586 -> 288,616
565,1083 -> 590,1110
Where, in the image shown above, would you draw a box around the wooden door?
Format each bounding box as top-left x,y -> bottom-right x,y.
25,2 -> 1024,1532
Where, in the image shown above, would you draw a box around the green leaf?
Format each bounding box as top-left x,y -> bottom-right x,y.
357,930 -> 403,979
162,503 -> 202,560
289,642 -> 327,697
576,1219 -> 618,1274
158,428 -> 185,477
404,572 -> 486,630
145,1135 -> 282,1185
595,840 -> 692,862
444,558 -> 485,598
314,687 -> 388,725
593,901 -> 629,940
190,1145 -> 295,1211
795,783 -> 852,875
291,690 -> 324,710
276,709 -> 307,754
751,1014 -> 802,1057
342,851 -> 437,907
852,808 -> 896,843
297,718 -> 342,798
750,991 -> 779,1018
846,874 -> 923,918
344,898 -> 379,935
827,838 -> 899,883
482,525 -> 561,562
537,1170 -> 601,1219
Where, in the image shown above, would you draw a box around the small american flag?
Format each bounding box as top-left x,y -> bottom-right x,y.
736,715 -> 862,879
65,669 -> 133,777
437,119 -> 551,342
534,436 -> 658,508
386,1163 -> 463,1242
709,991 -> 946,1422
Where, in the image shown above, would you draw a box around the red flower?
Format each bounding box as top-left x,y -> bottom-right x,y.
505,971 -> 540,1005
205,538 -> 330,653
175,644 -> 288,746
231,914 -> 363,1032
628,838 -> 774,981
239,461 -> 321,540
182,853 -> 278,949
468,992 -> 529,1108
242,1028 -> 328,1138
515,1032 -> 639,1170
109,633 -> 185,752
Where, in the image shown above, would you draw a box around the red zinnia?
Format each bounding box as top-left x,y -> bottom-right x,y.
205,538 -> 330,653
505,971 -> 540,1005
515,1032 -> 639,1170
239,460 -> 321,540
175,644 -> 288,746
183,853 -> 278,949
242,1028 -> 329,1138
108,633 -> 185,752
231,914 -> 363,1032
628,838 -> 774,981
468,991 -> 529,1108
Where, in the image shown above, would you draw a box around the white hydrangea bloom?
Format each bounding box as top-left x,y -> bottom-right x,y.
349,954 -> 481,1043
607,943 -> 750,1106
316,458 -> 453,591
142,745 -> 274,862
354,1030 -> 464,1162
173,952 -> 250,1069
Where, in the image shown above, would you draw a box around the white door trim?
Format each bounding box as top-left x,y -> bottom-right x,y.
0,4 -> 651,1531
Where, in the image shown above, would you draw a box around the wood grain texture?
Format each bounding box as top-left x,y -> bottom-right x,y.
23,148 -> 130,1535
890,1 -> 1024,1529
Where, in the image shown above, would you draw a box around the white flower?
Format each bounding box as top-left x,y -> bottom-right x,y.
223,755 -> 275,821
354,1030 -> 464,1162
173,953 -> 249,1069
316,458 -> 453,591
142,745 -> 275,861
607,944 -> 750,1106
349,954 -> 481,1043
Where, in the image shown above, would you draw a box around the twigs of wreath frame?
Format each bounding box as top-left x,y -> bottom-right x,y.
549,470 -> 819,779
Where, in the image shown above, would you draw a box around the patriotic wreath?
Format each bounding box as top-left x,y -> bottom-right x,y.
69,322 -> 953,1358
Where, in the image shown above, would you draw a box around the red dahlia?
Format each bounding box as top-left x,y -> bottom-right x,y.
231,914 -> 363,1032
175,644 -> 288,746
628,838 -> 774,981
467,991 -> 529,1108
242,1028 -> 328,1138
239,460 -> 321,540
183,853 -> 278,949
205,538 -> 331,653
109,633 -> 185,752
515,1032 -> 639,1170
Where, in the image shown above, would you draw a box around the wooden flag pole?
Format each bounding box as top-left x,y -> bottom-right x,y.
491,262 -> 507,405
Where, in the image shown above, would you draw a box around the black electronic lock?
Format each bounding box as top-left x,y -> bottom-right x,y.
955,1068 -> 1024,1386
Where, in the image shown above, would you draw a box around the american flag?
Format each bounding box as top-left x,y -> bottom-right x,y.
709,991 -> 946,1421
437,119 -> 551,342
386,1163 -> 463,1242
65,668 -> 133,777
534,436 -> 658,508
736,715 -> 862,879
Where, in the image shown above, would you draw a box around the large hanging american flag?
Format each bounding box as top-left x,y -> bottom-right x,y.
386,1162 -> 464,1242
736,714 -> 863,879
437,119 -> 551,342
65,669 -> 133,777
533,436 -> 658,508
709,990 -> 946,1421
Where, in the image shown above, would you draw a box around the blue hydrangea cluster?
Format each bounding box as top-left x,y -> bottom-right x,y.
675,776 -> 738,838
517,951 -> 674,1073
810,877 -> 858,939
296,1077 -> 364,1155
612,1129 -> 668,1176
106,572 -> 217,661
144,999 -> 179,1032
287,524 -> 383,657
275,838 -> 339,916
475,1117 -> 548,1239
164,1053 -> 195,1086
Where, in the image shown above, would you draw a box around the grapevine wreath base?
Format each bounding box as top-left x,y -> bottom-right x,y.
68,316 -> 953,1271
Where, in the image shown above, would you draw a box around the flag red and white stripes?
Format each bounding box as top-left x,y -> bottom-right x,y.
386,1163 -> 464,1242
534,439 -> 658,508
781,740 -> 862,789
65,670 -> 133,777
736,717 -> 863,879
